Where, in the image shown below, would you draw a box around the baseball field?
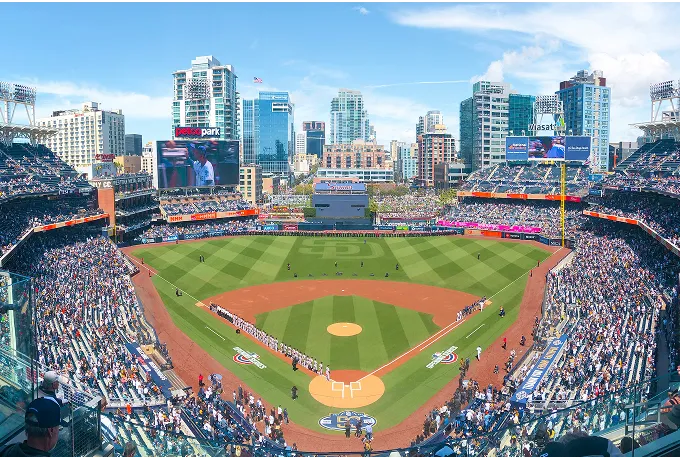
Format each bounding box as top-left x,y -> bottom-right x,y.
130,235 -> 552,434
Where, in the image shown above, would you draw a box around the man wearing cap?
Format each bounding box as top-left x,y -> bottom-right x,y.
1,397 -> 63,457
38,372 -> 66,405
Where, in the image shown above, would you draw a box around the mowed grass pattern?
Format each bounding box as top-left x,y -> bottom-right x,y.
255,296 -> 440,371
131,236 -> 552,431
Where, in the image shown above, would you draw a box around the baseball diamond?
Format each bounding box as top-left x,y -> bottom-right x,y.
129,235 -> 553,433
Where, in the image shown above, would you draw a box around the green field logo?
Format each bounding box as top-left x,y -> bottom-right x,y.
298,239 -> 385,259
427,345 -> 458,369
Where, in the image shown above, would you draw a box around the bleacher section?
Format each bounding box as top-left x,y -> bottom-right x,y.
462,163 -> 589,196
615,139 -> 680,175
0,142 -> 89,202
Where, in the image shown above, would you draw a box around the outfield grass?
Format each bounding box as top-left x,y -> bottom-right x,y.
131,236 -> 551,432
256,296 -> 441,371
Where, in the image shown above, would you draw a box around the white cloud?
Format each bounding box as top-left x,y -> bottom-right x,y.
354,6 -> 369,15
391,3 -> 680,142
17,79 -> 171,120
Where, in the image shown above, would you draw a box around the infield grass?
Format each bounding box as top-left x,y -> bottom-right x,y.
131,236 -> 552,432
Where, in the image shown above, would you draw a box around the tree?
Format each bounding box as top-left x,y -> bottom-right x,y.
438,188 -> 458,206
293,184 -> 313,195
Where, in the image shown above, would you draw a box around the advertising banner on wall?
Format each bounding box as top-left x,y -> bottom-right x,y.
511,335 -> 568,406
125,342 -> 173,398
505,137 -> 530,161
564,136 -> 592,162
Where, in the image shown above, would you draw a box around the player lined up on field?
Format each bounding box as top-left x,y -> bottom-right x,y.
211,304 -> 329,376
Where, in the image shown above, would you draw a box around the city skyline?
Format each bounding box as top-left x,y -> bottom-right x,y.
1,2 -> 679,147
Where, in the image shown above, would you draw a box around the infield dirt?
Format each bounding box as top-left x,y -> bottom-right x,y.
122,239 -> 567,452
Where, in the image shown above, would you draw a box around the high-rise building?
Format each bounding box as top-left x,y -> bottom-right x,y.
322,140 -> 387,169
141,142 -> 155,175
303,121 -> 325,158
242,91 -> 295,176
38,101 -> 125,175
416,111 -> 444,140
459,81 -> 532,171
508,94 -> 535,136
417,125 -> 455,187
295,132 -> 306,155
125,134 -> 143,156
393,141 -> 418,183
557,70 -> 610,171
172,56 -> 239,141
239,164 -> 263,205
329,89 -> 370,144
425,110 -> 443,133
416,116 -> 425,139
369,125 -> 377,143
459,97 -> 474,168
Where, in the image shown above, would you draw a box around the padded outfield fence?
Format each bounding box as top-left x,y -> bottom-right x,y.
136,227 -> 575,249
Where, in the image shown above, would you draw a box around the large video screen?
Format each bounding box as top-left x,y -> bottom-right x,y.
156,140 -> 239,188
505,136 -> 591,162
528,136 -> 565,160
505,137 -> 530,161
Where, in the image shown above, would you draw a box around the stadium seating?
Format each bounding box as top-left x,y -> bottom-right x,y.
462,164 -> 589,196
615,139 -> 680,174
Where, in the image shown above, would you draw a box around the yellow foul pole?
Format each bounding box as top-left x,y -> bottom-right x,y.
561,162 -> 566,247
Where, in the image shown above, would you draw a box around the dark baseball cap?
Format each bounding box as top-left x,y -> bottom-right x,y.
539,442 -> 568,457
25,397 -> 62,428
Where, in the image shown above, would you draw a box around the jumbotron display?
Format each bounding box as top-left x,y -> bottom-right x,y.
505,135 -> 591,162
156,139 -> 239,188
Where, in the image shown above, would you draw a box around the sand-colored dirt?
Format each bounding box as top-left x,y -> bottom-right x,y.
327,322 -> 363,337
122,240 -> 568,452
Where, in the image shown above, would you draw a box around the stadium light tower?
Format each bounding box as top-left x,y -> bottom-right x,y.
632,80 -> 680,141
0,81 -> 55,146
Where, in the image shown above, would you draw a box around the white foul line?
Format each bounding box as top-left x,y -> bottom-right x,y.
205,326 -> 225,340
466,324 -> 485,339
358,319 -> 466,381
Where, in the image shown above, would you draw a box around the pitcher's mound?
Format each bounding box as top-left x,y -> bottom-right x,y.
327,322 -> 362,336
309,371 -> 384,408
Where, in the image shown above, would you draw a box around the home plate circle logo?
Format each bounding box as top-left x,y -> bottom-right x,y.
233,354 -> 253,365
440,353 -> 458,364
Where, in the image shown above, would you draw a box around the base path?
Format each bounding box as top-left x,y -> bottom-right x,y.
122,241 -> 568,452
207,279 -> 479,328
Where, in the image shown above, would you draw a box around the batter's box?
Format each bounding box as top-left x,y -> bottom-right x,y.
331,381 -> 346,398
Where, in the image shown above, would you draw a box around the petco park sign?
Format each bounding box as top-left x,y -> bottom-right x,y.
174,127 -> 221,138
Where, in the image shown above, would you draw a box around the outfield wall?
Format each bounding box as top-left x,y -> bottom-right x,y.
135,225 -> 574,248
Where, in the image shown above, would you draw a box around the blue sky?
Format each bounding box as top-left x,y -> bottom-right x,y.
3,2 -> 679,146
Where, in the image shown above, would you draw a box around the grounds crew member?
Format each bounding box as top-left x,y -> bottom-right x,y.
1,397 -> 63,457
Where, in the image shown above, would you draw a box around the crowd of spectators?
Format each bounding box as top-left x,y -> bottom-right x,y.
6,227 -> 164,407
0,143 -> 88,202
589,192 -> 680,247
0,198 -> 103,255
601,174 -> 680,197
440,199 -> 587,238
403,220 -> 679,453
462,164 -> 589,196
161,198 -> 252,216
376,194 -> 441,220
135,218 -> 259,240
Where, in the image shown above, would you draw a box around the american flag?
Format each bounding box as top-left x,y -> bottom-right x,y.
253,77 -> 263,83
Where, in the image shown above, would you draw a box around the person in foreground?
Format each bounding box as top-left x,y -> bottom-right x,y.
540,431 -> 623,457
1,397 -> 63,457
